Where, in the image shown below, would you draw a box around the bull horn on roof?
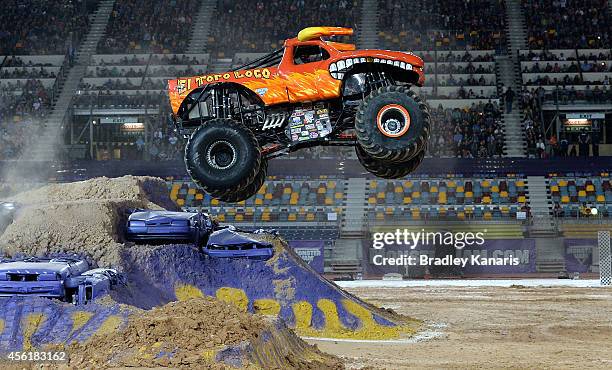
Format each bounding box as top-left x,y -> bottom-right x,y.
297,27 -> 354,42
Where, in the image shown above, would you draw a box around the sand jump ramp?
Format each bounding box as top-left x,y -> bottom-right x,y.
0,176 -> 419,367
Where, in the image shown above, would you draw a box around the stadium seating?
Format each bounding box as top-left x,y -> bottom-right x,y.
0,0 -> 97,55
377,0 -> 506,52
549,176 -> 612,218
209,0 -> 360,57
169,178 -> 345,223
97,0 -> 200,53
0,55 -> 65,159
366,177 -> 527,221
522,0 -> 610,49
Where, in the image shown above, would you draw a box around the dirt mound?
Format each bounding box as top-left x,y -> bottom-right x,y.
67,297 -> 343,369
0,176 -> 176,267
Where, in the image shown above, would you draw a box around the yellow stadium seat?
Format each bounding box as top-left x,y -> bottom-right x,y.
430,186 -> 438,193
235,214 -> 244,221
516,180 -> 525,187
484,211 -> 492,220
403,181 -> 412,188
176,199 -> 185,206
306,213 -> 315,221
335,192 -> 343,199
284,187 -> 292,194
262,213 -> 270,221
217,214 -> 225,222
578,190 -> 586,197
188,188 -> 196,195
395,186 -> 403,193
377,191 -> 386,199
412,191 -> 421,198
376,212 -> 384,221
596,195 -> 605,202
518,195 -> 526,203
491,185 -> 499,193
317,187 -> 325,194
448,181 -> 456,188
456,186 -> 464,193
368,197 -> 376,204
211,199 -> 219,206
288,213 -> 297,221
403,196 -> 412,204
551,185 -> 559,192
411,209 -> 420,220
500,191 -> 508,198
482,180 -> 490,187
327,181 -> 336,188
457,211 -> 465,220
325,197 -> 332,205
255,198 -> 263,205
370,181 -> 377,189
264,193 -> 273,200
561,195 -> 570,203
482,196 -> 491,204
558,180 -> 567,187
465,191 -> 473,198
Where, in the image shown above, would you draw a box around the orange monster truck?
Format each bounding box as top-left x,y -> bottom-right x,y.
168,27 -> 429,202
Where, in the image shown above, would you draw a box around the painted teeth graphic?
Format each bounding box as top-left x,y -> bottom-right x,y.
328,58 -> 414,79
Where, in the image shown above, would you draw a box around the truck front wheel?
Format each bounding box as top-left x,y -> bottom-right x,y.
185,118 -> 261,198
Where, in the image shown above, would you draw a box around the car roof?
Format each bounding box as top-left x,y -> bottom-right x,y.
129,210 -> 197,221
0,258 -> 86,275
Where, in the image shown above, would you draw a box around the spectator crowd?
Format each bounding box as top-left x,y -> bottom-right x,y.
522,0 -> 610,49
379,0 -> 506,51
98,0 -> 199,53
211,0 -> 358,56
428,101 -> 505,158
0,0 -> 95,55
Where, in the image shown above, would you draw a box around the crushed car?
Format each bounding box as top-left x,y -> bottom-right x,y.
202,227 -> 275,260
0,257 -> 118,305
125,209 -> 215,245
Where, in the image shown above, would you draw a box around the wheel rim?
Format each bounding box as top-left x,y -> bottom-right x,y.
206,140 -> 237,170
376,104 -> 411,138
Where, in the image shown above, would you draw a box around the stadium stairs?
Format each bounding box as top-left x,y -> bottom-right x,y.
357,0 -> 380,49
498,0 -> 528,157
526,176 -> 566,273
28,0 -> 116,161
186,0 -> 217,53
526,176 -> 557,236
326,178 -> 368,275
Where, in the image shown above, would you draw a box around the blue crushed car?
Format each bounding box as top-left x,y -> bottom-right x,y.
202,227 -> 275,260
125,209 -> 215,244
0,257 -> 118,305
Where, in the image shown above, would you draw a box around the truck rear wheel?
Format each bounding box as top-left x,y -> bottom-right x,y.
356,145 -> 425,179
185,118 -> 261,197
216,160 -> 268,203
355,85 -> 429,162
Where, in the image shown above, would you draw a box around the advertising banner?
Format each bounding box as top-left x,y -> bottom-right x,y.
564,239 -> 597,273
288,240 -> 325,273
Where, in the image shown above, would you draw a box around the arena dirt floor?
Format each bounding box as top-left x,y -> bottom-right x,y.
309,285 -> 612,369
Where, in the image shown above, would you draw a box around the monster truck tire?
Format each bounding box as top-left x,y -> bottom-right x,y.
216,160 -> 268,203
356,145 -> 426,179
185,118 -> 261,196
355,85 -> 430,162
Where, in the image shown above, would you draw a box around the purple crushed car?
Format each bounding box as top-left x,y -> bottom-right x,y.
0,257 -> 118,305
125,209 -> 214,244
